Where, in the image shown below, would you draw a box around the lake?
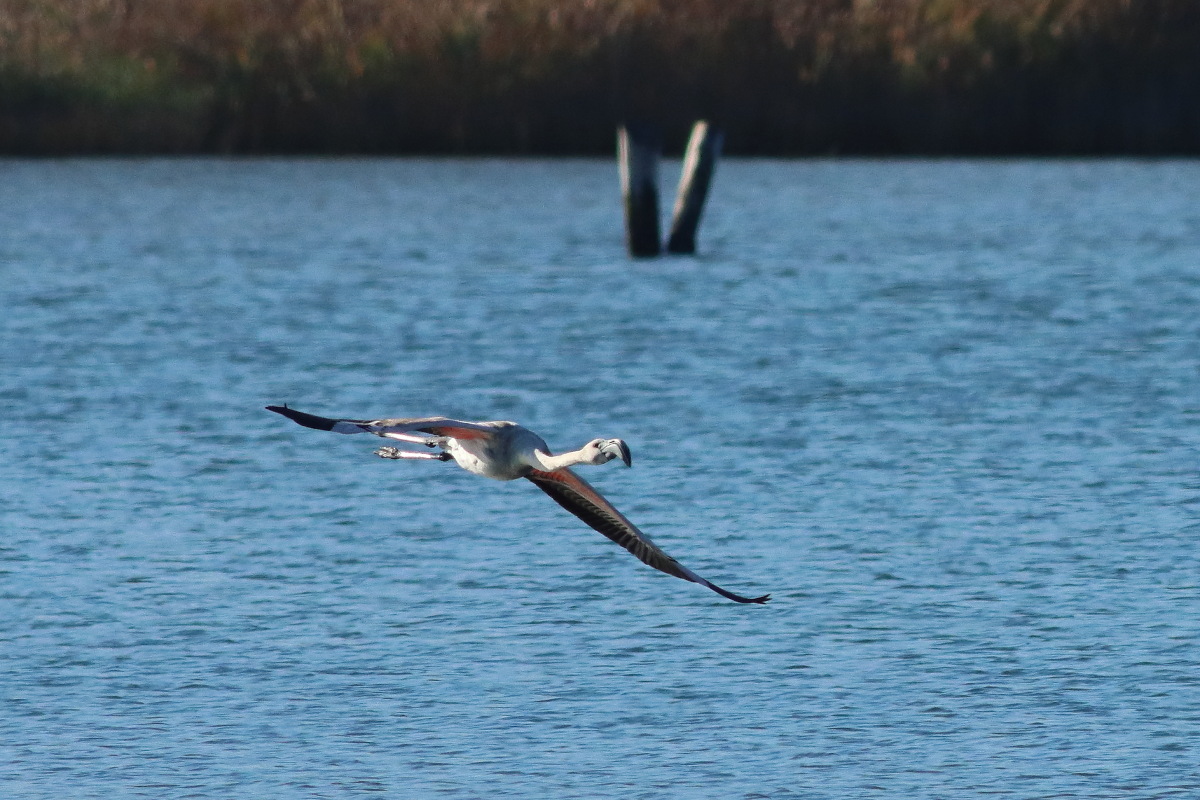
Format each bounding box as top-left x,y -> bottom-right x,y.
2,158 -> 1198,798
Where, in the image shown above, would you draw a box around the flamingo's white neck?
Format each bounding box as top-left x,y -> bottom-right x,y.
528,447 -> 597,472
525,437 -> 630,473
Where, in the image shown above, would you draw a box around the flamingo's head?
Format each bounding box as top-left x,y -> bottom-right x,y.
584,438 -> 632,467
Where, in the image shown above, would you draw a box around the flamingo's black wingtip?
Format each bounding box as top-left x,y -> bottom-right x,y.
705,581 -> 772,604
265,405 -> 339,431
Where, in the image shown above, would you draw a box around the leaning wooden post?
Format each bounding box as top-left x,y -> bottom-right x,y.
618,125 -> 662,258
666,121 -> 723,255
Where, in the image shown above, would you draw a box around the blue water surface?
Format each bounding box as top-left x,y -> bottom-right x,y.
2,158 -> 1199,798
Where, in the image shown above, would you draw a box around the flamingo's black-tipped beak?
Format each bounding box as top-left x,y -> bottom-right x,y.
602,439 -> 632,467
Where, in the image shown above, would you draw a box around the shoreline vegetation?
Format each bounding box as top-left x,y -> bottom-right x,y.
2,0 -> 1198,156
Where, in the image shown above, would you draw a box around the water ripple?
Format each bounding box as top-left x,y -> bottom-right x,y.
1,159 -> 1198,798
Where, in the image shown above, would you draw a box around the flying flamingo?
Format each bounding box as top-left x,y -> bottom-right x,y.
267,405 -> 769,604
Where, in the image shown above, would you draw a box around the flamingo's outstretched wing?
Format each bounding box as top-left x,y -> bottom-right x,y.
266,405 -> 495,441
525,468 -> 769,604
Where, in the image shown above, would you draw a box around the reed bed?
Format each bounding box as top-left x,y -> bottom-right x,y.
1,0 -> 1197,154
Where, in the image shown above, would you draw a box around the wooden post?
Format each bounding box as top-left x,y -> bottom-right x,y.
666,121 -> 723,255
618,124 -> 661,258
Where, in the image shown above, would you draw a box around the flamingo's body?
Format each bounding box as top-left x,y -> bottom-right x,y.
267,405 -> 769,604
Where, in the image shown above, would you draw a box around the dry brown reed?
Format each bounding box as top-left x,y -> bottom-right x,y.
1,0 -> 1197,153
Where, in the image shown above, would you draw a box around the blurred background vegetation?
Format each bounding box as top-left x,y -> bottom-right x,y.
1,0 -> 1197,155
